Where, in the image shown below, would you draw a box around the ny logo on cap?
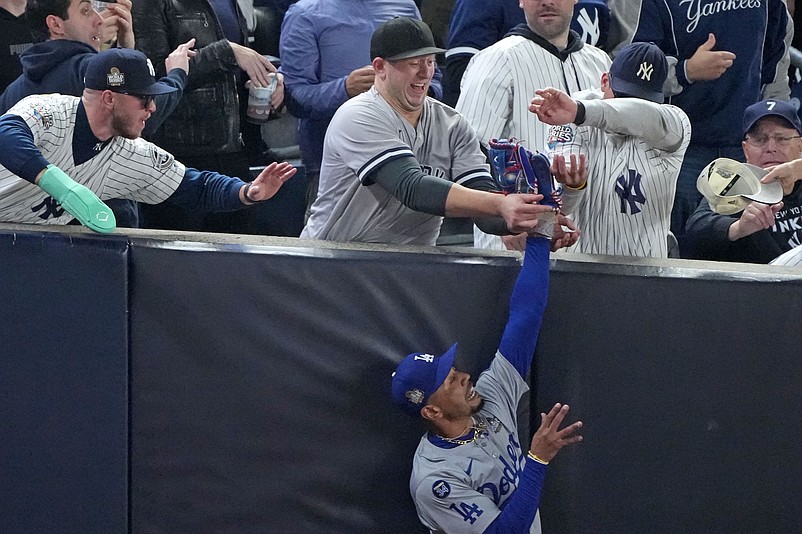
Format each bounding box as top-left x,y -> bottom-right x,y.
414,353 -> 435,363
636,62 -> 653,81
107,67 -> 124,87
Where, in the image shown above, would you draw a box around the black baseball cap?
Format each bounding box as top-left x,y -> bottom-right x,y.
742,99 -> 802,136
609,42 -> 668,103
370,17 -> 445,61
84,48 -> 178,96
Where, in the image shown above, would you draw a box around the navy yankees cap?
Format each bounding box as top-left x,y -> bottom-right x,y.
391,343 -> 457,417
370,17 -> 445,61
742,99 -> 802,136
609,42 -> 667,103
84,48 -> 178,96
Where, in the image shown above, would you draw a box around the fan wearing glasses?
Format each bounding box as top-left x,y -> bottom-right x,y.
685,99 -> 802,263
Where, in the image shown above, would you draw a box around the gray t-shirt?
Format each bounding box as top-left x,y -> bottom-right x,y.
409,354 -> 541,533
301,87 -> 492,245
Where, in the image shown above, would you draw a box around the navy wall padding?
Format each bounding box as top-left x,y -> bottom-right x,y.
128,242 -> 520,533
0,230 -> 129,534
535,266 -> 802,533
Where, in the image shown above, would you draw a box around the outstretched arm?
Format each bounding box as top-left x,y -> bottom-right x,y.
497,235 -> 551,378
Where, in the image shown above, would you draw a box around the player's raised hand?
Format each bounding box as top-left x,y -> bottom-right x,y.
551,153 -> 587,189
242,161 -> 297,203
529,403 -> 583,463
499,193 -> 559,234
165,39 -> 197,75
762,159 -> 802,195
727,201 -> 783,241
685,33 -> 735,82
230,42 -> 276,87
529,87 -> 578,126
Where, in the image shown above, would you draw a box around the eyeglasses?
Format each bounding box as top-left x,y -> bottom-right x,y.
744,133 -> 802,148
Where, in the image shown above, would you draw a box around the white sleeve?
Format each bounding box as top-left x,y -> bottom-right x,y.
581,99 -> 690,153
105,139 -> 186,204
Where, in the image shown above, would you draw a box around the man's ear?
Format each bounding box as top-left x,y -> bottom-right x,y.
45,14 -> 66,39
372,57 -> 386,77
420,403 -> 441,422
601,72 -> 610,91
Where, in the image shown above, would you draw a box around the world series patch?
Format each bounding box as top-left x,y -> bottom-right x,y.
547,125 -> 574,150
31,106 -> 54,130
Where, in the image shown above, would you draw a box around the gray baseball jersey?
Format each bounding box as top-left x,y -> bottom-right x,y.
0,94 -> 184,226
301,87 -> 492,246
410,354 -> 541,534
548,91 -> 691,258
455,33 -> 611,250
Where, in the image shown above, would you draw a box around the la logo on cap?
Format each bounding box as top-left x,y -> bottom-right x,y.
636,61 -> 653,81
107,67 -> 124,87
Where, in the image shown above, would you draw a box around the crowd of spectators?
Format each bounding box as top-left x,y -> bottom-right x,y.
1,0 -> 801,266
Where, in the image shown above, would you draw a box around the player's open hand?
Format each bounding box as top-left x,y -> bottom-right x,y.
551,153 -> 587,189
529,403 -> 583,463
500,193 -> 560,234
529,87 -> 578,126
550,214 -> 580,251
166,39 -> 197,75
244,161 -> 297,203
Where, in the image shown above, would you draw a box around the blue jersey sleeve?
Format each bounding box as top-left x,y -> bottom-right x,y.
497,236 -> 551,378
0,114 -> 51,183
482,461 -> 547,533
166,167 -> 246,213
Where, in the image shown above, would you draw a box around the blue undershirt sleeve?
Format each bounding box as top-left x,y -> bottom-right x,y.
498,236 -> 551,378
0,114 -> 51,183
165,167 -> 246,213
482,461 -> 547,533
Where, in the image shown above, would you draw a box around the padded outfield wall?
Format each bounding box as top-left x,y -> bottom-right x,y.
1,224 -> 801,533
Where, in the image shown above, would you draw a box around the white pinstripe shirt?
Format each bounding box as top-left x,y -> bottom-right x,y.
0,94 -> 185,226
550,91 -> 691,258
455,33 -> 611,250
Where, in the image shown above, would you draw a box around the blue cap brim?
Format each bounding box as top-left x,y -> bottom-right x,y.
610,77 -> 663,104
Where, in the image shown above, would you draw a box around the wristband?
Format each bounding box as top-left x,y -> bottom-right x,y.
573,101 -> 586,125
527,451 -> 549,465
243,182 -> 263,204
564,179 -> 587,191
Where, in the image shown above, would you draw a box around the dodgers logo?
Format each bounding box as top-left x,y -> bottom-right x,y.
432,480 -> 451,499
150,146 -> 175,171
547,125 -> 574,150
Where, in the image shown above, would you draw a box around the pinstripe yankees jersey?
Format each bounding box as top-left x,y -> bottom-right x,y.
549,90 -> 691,258
301,87 -> 493,245
0,94 -> 184,226
455,28 -> 611,250
770,245 -> 802,267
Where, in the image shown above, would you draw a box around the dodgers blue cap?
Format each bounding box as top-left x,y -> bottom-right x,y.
84,48 -> 178,96
742,99 -> 802,136
609,42 -> 667,103
391,343 -> 457,417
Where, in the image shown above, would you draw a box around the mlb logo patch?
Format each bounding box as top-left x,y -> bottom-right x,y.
547,125 -> 574,150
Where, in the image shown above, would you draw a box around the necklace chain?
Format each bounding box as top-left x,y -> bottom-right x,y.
436,418 -> 487,445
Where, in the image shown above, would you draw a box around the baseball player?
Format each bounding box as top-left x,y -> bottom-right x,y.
530,42 -> 691,258
0,47 -> 295,232
455,0 -> 611,251
392,233 -> 582,533
301,17 -> 557,246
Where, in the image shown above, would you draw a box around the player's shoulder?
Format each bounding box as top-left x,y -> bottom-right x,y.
9,93 -> 77,123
